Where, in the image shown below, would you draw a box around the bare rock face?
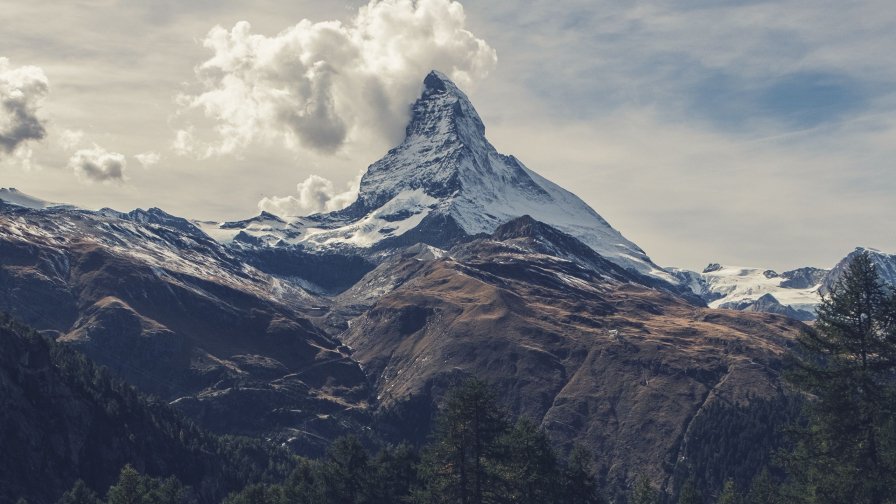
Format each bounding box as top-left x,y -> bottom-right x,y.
341,218 -> 808,491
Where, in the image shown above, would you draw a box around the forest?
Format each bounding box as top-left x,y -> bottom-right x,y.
4,251 -> 895,504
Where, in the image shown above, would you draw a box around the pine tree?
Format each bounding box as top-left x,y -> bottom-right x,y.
105,465 -> 190,504
57,481 -> 102,504
107,465 -> 147,504
222,484 -> 282,504
317,436 -> 372,504
562,447 -> 603,504
677,477 -> 701,504
418,379 -> 507,504
717,479 -> 741,504
787,251 -> 896,503
744,469 -> 780,504
371,443 -> 419,502
630,475 -> 659,504
496,419 -> 561,503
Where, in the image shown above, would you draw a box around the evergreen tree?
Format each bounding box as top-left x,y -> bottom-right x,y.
371,443 -> 419,503
717,480 -> 741,504
630,475 -> 659,504
281,460 -> 317,504
496,419 -> 561,503
221,484 -> 283,504
107,466 -> 147,504
105,465 -> 191,504
786,252 -> 896,503
677,477 -> 702,504
561,447 -> 603,504
317,436 -> 373,504
744,469 -> 780,504
418,379 -> 507,504
57,481 -> 102,504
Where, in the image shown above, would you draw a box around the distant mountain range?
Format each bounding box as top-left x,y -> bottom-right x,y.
670,247 -> 896,321
1,71 -> 892,500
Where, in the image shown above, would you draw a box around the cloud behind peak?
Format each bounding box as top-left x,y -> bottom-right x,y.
175,0 -> 497,158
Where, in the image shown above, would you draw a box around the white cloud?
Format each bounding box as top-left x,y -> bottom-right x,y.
0,57 -> 49,155
58,129 -> 84,150
68,145 -> 127,183
134,151 -> 161,168
176,0 -> 496,157
258,172 -> 361,217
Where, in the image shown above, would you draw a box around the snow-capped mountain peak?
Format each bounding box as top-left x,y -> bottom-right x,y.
0,188 -> 72,210
670,263 -> 824,319
821,247 -> 896,295
216,71 -> 670,281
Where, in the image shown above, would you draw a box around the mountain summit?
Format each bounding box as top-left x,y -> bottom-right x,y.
215,71 -> 671,280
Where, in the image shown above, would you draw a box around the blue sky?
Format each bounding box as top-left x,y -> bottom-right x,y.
0,0 -> 894,270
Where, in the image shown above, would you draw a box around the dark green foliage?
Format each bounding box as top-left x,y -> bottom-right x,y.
370,443 -> 420,502
57,482 -> 102,504
676,394 -> 800,499
316,436 -> 374,503
493,419 -> 561,503
744,469 -> 782,504
220,485 -> 283,504
717,480 -> 742,504
784,252 -> 896,503
415,378 -> 604,504
676,478 -> 701,504
105,465 -> 192,504
629,475 -> 659,504
0,315 -> 292,504
417,379 -> 508,504
561,447 -> 604,504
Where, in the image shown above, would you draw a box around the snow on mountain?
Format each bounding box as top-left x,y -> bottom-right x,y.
0,188 -> 72,210
0,200 -> 318,309
670,263 -> 825,319
672,247 -> 896,321
821,247 -> 896,295
210,71 -> 672,282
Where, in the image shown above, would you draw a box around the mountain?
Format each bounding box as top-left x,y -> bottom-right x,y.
0,187 -> 73,210
207,71 -> 672,284
672,247 -> 896,321
821,247 -> 896,295
670,264 -> 824,320
340,216 -> 808,493
0,316 -> 291,504
0,72 -> 839,497
0,202 -> 370,454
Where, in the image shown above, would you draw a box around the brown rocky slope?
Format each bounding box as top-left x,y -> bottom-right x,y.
340,216 -> 809,493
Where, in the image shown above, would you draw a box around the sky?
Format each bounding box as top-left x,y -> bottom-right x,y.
0,0 -> 894,271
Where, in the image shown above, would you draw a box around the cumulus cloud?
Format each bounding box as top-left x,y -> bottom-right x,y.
68,145 -> 127,183
258,173 -> 362,217
0,58 -> 49,155
176,0 -> 496,157
134,151 -> 161,168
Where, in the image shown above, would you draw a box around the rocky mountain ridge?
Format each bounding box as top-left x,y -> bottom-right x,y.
1,71 -> 890,497
198,71 -> 672,283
